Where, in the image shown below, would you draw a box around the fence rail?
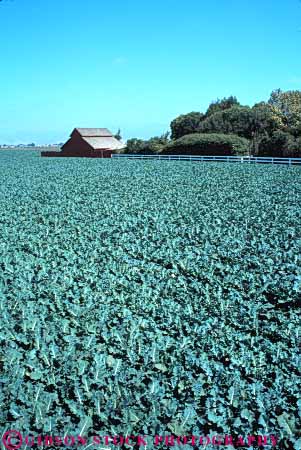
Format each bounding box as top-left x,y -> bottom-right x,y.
111,154 -> 301,165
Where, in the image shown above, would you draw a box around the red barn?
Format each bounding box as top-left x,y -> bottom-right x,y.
41,128 -> 124,157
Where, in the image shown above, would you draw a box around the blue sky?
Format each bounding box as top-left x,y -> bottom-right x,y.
0,0 -> 301,144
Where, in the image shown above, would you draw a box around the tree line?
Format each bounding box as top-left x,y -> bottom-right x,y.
124,89 -> 301,157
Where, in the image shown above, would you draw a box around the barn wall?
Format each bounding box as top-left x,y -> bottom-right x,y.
61,134 -> 92,156
91,150 -> 115,158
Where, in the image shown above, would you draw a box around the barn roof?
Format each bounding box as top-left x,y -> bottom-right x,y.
82,136 -> 124,150
75,128 -> 113,137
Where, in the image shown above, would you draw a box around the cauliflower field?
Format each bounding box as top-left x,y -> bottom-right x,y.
0,151 -> 300,449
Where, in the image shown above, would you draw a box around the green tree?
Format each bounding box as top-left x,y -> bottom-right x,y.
114,129 -> 122,141
170,112 -> 205,139
140,133 -> 169,154
258,130 -> 298,157
287,136 -> 301,157
124,133 -> 169,154
205,96 -> 240,117
199,104 -> 283,155
268,89 -> 301,134
250,103 -> 284,155
199,106 -> 253,139
124,138 -> 145,154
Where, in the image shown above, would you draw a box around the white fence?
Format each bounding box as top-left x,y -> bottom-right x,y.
111,154 -> 301,165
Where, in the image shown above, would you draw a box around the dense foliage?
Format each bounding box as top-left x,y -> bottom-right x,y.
0,151 -> 300,449
197,104 -> 290,156
200,104 -> 281,143
205,96 -> 241,117
162,133 -> 249,156
170,113 -> 205,140
125,89 -> 301,157
125,133 -> 169,154
268,89 -> 301,134
258,131 -> 301,158
198,106 -> 255,140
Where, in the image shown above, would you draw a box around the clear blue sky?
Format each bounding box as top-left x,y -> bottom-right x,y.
0,0 -> 301,144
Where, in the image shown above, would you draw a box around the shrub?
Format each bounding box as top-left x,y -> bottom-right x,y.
286,137 -> 301,157
124,134 -> 170,154
258,131 -> 301,157
123,138 -> 145,154
161,133 -> 250,156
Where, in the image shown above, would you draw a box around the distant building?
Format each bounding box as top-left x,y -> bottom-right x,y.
41,128 -> 124,158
